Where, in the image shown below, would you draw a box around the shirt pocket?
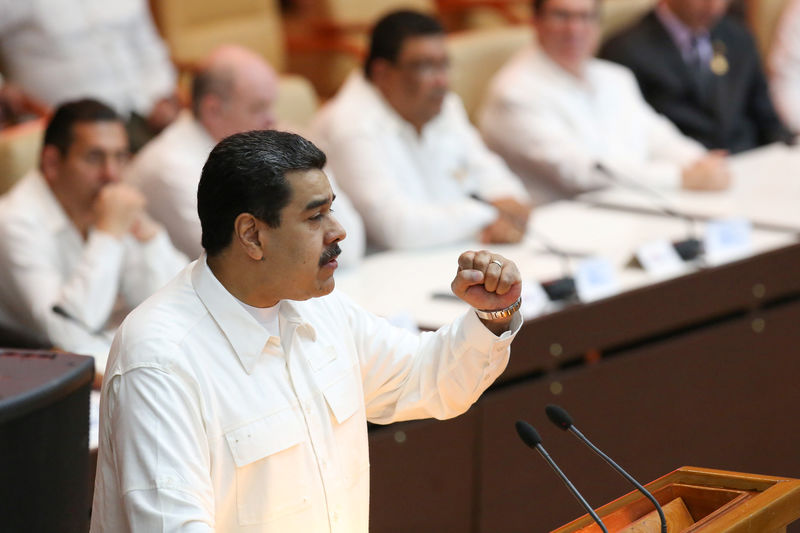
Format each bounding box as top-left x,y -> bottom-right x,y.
319,366 -> 370,487
225,407 -> 312,526
321,369 -> 361,425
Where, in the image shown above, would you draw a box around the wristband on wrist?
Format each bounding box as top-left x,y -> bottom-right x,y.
474,297 -> 522,321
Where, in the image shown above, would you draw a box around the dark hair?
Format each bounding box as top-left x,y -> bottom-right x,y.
197,129 -> 327,256
364,10 -> 444,79
43,99 -> 121,155
191,66 -> 234,117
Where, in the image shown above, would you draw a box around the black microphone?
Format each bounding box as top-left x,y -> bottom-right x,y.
471,192 -> 579,301
514,420 -> 608,533
545,405 -> 667,533
594,162 -> 702,261
52,305 -> 108,338
527,229 -> 582,302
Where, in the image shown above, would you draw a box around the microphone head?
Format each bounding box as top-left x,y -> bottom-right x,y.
594,162 -> 612,177
546,404 -> 574,430
515,420 -> 542,449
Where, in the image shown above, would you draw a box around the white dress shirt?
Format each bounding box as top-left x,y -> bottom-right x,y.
90,257 -> 520,532
126,111 -> 366,267
479,46 -> 705,204
770,0 -> 800,133
0,0 -> 176,116
311,72 -> 530,250
0,171 -> 187,370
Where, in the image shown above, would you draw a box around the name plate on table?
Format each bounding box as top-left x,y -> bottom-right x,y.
520,281 -> 549,320
703,217 -> 753,265
635,239 -> 688,277
575,257 -> 619,302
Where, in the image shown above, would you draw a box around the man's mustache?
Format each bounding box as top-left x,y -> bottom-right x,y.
319,243 -> 341,266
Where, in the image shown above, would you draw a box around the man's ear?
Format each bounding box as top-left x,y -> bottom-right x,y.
233,213 -> 267,261
198,94 -> 223,124
40,145 -> 62,184
369,59 -> 393,90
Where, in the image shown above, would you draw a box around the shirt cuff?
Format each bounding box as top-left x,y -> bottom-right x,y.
138,228 -> 174,254
598,160 -> 683,190
641,162 -> 684,189
86,228 -> 126,268
459,305 -> 522,352
467,198 -> 500,229
88,227 -> 126,248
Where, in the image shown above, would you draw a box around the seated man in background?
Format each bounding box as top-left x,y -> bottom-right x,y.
312,10 -> 531,250
769,0 -> 800,134
480,0 -> 730,204
126,45 -> 366,266
0,99 -> 187,373
600,0 -> 792,153
0,0 -> 180,150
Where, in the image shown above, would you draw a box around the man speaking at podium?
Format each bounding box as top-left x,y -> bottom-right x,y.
90,130 -> 523,532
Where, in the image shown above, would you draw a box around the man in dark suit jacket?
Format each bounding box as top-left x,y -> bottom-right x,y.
600,0 -> 792,153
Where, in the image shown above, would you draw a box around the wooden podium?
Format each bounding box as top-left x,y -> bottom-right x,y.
552,467 -> 800,533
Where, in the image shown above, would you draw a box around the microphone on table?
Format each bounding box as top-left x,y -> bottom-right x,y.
470,192 -> 578,301
527,229 -> 580,302
514,420 -> 608,533
594,162 -> 703,261
545,404 -> 667,533
52,304 -> 108,338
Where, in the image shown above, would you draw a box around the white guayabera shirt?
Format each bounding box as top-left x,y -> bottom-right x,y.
0,0 -> 175,117
91,257 -> 520,532
480,46 -> 705,204
311,72 -> 530,250
0,171 -> 188,370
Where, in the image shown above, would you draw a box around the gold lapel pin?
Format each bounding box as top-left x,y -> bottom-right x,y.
710,40 -> 729,76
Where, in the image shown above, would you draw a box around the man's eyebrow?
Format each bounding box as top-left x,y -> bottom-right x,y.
304,193 -> 336,211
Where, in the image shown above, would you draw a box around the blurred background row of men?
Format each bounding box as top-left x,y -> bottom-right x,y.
0,0 -> 797,377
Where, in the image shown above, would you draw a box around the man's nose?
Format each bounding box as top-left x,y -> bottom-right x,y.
327,216 -> 347,244
433,62 -> 450,90
100,158 -> 122,183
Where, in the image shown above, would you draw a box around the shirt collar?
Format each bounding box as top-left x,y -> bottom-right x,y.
28,169 -> 74,234
656,2 -> 711,57
534,47 -> 593,91
277,300 -> 318,342
182,110 -> 217,153
190,256 -> 317,373
349,71 -> 440,139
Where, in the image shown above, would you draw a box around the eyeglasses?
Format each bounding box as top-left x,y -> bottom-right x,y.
394,58 -> 451,77
540,8 -> 599,25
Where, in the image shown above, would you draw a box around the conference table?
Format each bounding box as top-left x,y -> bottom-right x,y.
334,143 -> 800,532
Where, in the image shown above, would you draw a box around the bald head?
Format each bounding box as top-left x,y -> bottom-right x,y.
193,45 -> 279,141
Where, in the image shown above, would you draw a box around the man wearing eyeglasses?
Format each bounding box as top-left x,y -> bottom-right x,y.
480,0 -> 730,205
312,10 -> 531,250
